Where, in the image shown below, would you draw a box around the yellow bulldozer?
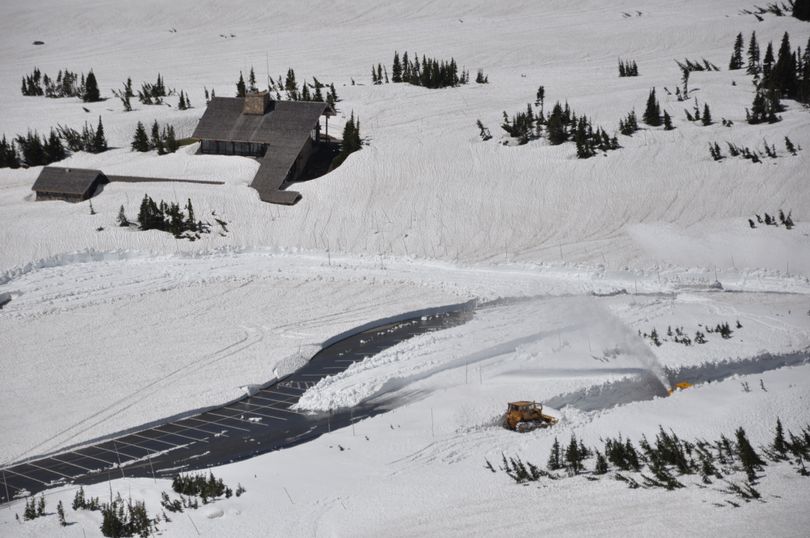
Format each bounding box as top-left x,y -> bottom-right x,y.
668,381 -> 693,395
502,401 -> 558,433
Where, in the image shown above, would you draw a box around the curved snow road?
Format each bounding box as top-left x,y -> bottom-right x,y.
0,306 -> 474,504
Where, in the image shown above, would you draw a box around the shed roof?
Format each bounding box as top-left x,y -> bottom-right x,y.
191,97 -> 327,144
32,167 -> 105,196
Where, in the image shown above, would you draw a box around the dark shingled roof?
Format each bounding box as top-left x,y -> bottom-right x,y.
192,97 -> 327,145
32,167 -> 106,196
192,98 -> 328,204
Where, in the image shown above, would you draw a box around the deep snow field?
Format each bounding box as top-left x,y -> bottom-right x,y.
1,0 -> 810,536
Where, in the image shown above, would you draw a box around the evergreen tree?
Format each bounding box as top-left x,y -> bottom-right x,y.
762,41 -> 775,80
773,418 -> 788,458
747,32 -> 761,75
729,32 -> 744,70
83,70 -> 100,102
151,120 -> 164,154
186,198 -> 197,232
57,500 -> 66,526
594,451 -> 608,474
663,110 -> 674,130
773,32 -> 797,97
178,90 -> 187,110
117,205 -> 129,227
313,78 -> 324,102
736,427 -> 765,482
785,136 -> 797,155
392,51 -> 403,83
131,121 -> 150,152
564,434 -> 583,475
164,125 -> 178,153
248,67 -> 257,92
93,116 -> 108,152
702,103 -> 712,126
794,0 -> 810,21
546,102 -> 567,145
643,88 -> 662,126
37,495 -> 45,516
548,437 -> 563,470
236,71 -> 246,97
285,68 -> 298,99
333,112 -> 362,166
45,129 -> 66,163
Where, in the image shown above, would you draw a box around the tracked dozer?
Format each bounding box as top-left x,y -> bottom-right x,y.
502,401 -> 558,433
667,381 -> 693,395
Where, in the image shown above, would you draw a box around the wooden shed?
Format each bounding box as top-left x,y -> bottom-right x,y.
32,167 -> 107,202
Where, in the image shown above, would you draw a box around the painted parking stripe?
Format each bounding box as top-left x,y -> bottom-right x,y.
223,405 -> 287,422
170,420 -> 227,437
268,388 -> 306,399
130,432 -> 180,449
152,427 -> 207,444
186,415 -> 250,433
250,394 -> 297,406
206,411 -> 269,427
1,467 -> 49,486
24,461 -> 74,481
240,401 -> 302,416
93,444 -> 140,461
48,456 -> 94,473
73,449 -> 115,467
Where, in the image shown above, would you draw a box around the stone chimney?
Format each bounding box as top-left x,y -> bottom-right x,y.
243,91 -> 270,115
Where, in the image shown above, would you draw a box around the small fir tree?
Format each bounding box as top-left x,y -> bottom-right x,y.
594,451 -> 608,474
83,70 -> 100,102
131,121 -> 149,152
151,119 -> 164,154
164,124 -> 179,153
729,33 -> 744,70
236,71 -> 246,97
643,88 -> 662,126
736,427 -> 765,482
747,32 -> 761,75
392,51 -> 403,83
93,116 -> 108,152
57,500 -> 66,526
702,103 -> 713,126
117,205 -> 129,227
663,110 -> 674,130
547,437 -> 562,470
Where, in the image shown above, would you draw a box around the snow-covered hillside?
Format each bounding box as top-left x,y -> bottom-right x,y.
1,0 -> 809,536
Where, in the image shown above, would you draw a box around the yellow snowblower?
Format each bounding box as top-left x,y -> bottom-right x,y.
502,401 -> 558,433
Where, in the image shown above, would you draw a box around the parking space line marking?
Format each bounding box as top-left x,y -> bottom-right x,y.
187,415 -> 250,433
152,427 -> 207,444
1,467 -> 49,486
267,389 -> 305,398
130,433 -> 180,449
206,411 -> 268,427
73,449 -> 115,467
170,420 -> 225,437
223,405 -> 287,422
249,394 -> 296,406
93,444 -> 140,461
49,456 -> 93,473
25,462 -> 74,481
238,402 -> 302,416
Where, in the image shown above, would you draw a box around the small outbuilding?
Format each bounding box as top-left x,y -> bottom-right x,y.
32,167 -> 107,202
